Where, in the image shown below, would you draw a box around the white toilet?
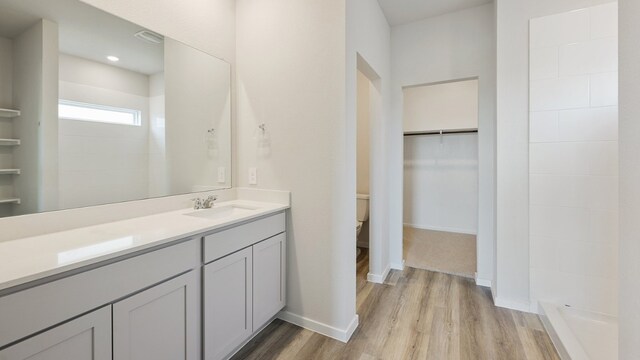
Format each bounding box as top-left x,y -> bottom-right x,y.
356,194 -> 370,252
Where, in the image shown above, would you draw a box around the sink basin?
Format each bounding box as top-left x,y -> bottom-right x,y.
184,204 -> 260,220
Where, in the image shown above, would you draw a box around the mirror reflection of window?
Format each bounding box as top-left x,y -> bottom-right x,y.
58,101 -> 142,126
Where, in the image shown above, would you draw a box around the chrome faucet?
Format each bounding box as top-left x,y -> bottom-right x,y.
203,195 -> 217,208
192,198 -> 204,210
192,195 -> 218,210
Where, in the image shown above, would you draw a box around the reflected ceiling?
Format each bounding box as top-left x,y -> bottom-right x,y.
0,0 -> 163,75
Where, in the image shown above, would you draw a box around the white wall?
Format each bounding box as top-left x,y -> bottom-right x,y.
0,37 -> 14,218
12,19 -> 59,215
619,0 -> 640,357
58,54 -> 151,209
528,3 -> 618,315
0,37 -> 12,109
165,39 -> 231,193
356,71 -> 370,195
392,3 -> 496,285
355,70 -> 372,250
40,20 -> 60,213
236,0 -> 356,340
403,79 -> 479,133
347,0 -> 393,282
148,72 -> 167,197
495,0 -> 615,311
0,36 -> 13,212
404,134 -> 478,234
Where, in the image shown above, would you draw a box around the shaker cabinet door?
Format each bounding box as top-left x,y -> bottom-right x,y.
113,271 -> 199,360
203,247 -> 253,360
0,306 -> 111,360
253,233 -> 286,331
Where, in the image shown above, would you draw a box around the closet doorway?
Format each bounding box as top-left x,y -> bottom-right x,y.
402,78 -> 479,278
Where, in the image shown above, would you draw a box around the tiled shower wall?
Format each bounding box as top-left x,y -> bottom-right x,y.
529,2 -> 618,316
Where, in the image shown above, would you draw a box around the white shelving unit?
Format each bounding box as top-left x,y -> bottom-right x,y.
0,198 -> 20,205
0,108 -> 20,118
0,108 -> 21,209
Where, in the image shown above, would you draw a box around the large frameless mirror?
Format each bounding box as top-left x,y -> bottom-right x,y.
0,0 -> 232,218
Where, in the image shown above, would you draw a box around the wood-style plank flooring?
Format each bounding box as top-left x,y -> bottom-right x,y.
232,249 -> 560,360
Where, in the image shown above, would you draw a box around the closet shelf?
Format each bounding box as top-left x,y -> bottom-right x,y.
0,169 -> 20,175
0,139 -> 21,146
403,128 -> 478,136
0,198 -> 20,205
0,109 -> 20,118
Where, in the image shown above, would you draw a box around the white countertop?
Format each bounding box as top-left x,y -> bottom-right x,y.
0,199 -> 288,292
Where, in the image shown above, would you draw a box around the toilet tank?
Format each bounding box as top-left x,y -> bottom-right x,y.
356,194 -> 370,222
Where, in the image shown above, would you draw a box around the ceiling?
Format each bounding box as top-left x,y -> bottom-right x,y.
0,0 -> 163,75
377,0 -> 493,26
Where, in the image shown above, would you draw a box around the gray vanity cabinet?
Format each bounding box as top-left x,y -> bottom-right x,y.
252,233 -> 286,332
113,270 -> 200,360
203,212 -> 286,360
0,211 -> 287,360
0,306 -> 112,360
203,247 -> 253,360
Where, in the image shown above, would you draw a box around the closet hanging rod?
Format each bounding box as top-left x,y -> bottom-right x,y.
403,129 -> 478,136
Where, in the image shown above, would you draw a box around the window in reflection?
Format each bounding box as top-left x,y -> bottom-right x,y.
59,100 -> 141,126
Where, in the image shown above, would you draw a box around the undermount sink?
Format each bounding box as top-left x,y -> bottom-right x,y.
184,204 -> 260,220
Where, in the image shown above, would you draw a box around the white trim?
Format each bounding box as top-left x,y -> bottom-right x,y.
474,276 -> 492,288
344,314 -> 359,342
530,301 -> 540,314
356,240 -> 369,248
491,284 -> 497,303
277,311 -> 359,343
390,260 -> 405,271
367,263 -> 391,284
493,297 -> 532,313
402,223 -> 477,235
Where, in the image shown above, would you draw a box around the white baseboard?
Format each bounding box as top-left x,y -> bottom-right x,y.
491,284 -> 497,303
344,313 -> 359,342
356,241 -> 369,248
277,311 -> 359,343
367,263 -> 391,284
403,223 -> 477,235
475,276 -> 492,288
390,260 -> 405,271
529,301 -> 540,314
494,297 -> 532,313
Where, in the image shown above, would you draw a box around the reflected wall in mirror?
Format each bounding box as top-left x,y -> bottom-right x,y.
0,0 -> 232,218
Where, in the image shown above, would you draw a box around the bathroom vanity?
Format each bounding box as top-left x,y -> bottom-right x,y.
0,198 -> 289,360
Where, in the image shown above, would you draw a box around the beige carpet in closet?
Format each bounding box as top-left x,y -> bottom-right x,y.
403,226 -> 476,278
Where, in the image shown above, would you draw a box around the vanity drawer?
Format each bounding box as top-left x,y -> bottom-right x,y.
203,212 -> 285,264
